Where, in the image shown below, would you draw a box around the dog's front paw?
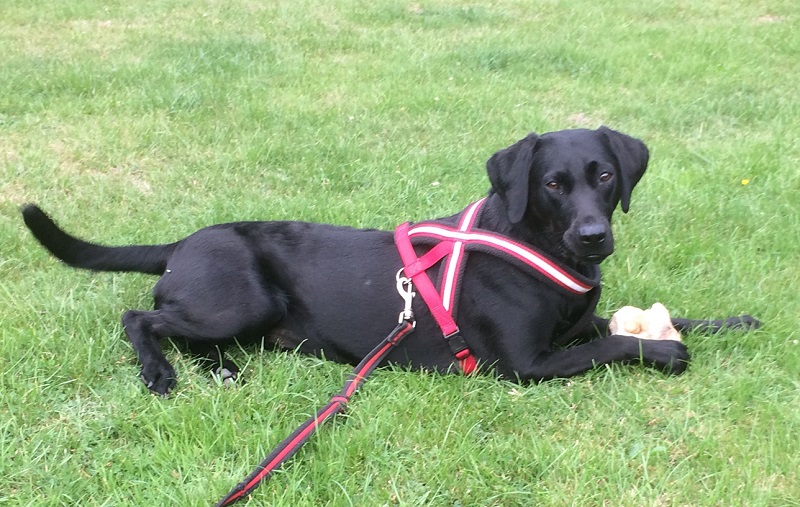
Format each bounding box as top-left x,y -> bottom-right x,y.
140,361 -> 177,396
642,339 -> 690,376
725,315 -> 760,331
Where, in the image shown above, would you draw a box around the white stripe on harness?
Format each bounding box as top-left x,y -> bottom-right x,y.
440,198 -> 484,311
408,220 -> 594,295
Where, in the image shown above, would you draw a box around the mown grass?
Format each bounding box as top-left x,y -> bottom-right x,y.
2,0 -> 799,505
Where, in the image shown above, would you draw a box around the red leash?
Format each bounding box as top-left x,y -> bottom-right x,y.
213,279 -> 417,506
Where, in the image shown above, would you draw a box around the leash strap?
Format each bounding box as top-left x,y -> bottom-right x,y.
213,320 -> 415,507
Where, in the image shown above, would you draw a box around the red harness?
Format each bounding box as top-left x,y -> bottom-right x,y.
394,197 -> 599,374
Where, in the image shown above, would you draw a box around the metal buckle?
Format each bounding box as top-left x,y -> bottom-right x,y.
396,269 -> 416,325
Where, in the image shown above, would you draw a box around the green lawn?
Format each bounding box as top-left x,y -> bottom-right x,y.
2,1 -> 799,505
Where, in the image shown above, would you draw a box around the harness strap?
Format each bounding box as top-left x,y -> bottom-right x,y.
395,222 -> 459,336
408,225 -> 596,295
438,198 -> 484,312
401,240 -> 455,278
395,222 -> 476,373
394,199 -> 487,373
213,320 -> 416,507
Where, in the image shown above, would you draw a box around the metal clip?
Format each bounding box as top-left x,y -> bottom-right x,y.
396,268 -> 416,325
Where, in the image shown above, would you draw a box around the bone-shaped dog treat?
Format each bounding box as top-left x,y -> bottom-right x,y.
608,303 -> 682,342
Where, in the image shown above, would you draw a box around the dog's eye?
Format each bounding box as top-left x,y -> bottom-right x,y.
546,181 -> 560,191
599,171 -> 613,182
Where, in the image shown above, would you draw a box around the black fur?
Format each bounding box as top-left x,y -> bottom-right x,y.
22,127 -> 759,395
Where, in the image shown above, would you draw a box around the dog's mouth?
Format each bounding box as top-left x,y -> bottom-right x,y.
556,244 -> 609,266
579,253 -> 609,265
559,242 -> 613,266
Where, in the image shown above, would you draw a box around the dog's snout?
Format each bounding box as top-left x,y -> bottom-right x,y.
578,223 -> 607,245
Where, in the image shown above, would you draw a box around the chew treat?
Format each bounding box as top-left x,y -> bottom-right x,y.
608,303 -> 682,342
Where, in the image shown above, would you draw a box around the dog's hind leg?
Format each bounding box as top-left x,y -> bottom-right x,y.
131,289 -> 287,395
122,309 -> 179,395
122,297 -> 284,395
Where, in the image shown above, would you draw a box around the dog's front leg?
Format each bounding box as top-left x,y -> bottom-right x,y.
519,335 -> 690,381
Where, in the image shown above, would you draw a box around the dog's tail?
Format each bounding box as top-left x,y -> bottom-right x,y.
21,204 -> 178,275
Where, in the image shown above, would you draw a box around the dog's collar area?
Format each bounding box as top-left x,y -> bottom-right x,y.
395,198 -> 600,374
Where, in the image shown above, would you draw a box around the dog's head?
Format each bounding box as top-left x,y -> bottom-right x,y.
487,126 -> 648,265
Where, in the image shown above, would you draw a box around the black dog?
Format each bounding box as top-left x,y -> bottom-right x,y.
22,127 -> 758,395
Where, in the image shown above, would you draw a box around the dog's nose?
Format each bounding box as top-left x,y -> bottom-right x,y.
578,223 -> 607,245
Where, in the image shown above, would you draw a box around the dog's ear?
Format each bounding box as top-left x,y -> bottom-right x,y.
598,126 -> 649,213
486,133 -> 540,224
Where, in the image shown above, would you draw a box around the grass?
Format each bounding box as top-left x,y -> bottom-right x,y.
1,0 -> 799,505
